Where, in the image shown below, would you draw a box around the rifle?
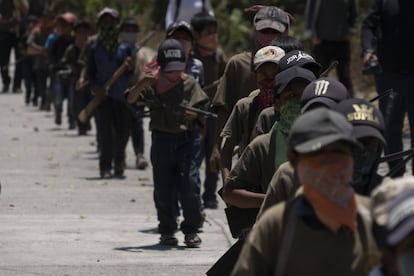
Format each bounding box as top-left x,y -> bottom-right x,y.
319,60 -> 338,77
77,62 -> 129,123
179,103 -> 217,118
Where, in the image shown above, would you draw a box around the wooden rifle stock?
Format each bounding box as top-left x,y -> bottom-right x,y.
78,63 -> 128,123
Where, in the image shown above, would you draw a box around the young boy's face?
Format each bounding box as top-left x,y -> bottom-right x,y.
256,63 -> 277,82
195,25 -> 217,51
57,19 -> 72,37
278,81 -> 308,106
75,27 -> 90,49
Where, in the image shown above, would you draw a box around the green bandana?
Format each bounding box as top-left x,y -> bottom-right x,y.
98,27 -> 120,54
273,97 -> 301,167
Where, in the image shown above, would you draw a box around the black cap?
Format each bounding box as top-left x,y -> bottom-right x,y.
278,50 -> 322,76
120,17 -> 139,32
274,67 -> 316,97
335,98 -> 386,145
288,108 -> 360,154
386,188 -> 414,246
157,39 -> 186,72
301,78 -> 350,112
74,20 -> 91,31
253,6 -> 290,33
166,20 -> 194,41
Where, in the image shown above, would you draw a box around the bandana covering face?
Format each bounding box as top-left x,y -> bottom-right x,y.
278,97 -> 301,135
298,152 -> 357,232
352,146 -> 379,191
98,27 -> 120,54
257,79 -> 274,110
155,71 -> 186,94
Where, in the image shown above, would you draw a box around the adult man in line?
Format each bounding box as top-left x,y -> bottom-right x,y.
361,0 -> 414,177
232,108 -> 378,276
305,0 -> 357,95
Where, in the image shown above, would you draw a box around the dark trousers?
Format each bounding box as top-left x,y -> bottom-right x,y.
151,130 -> 202,235
22,58 -> 35,104
73,84 -> 92,132
200,117 -> 219,203
34,68 -> 48,108
375,72 -> 414,176
96,98 -> 131,172
0,31 -> 16,90
313,40 -> 353,95
130,106 -> 145,155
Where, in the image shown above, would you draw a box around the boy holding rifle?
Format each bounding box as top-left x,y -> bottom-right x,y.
126,38 -> 209,248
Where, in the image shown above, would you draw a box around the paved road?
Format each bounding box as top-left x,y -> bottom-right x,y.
0,93 -> 233,276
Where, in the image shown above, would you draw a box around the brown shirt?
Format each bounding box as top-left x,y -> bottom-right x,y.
139,75 -> 209,133
253,107 -> 277,139
232,196 -> 378,276
211,52 -> 257,112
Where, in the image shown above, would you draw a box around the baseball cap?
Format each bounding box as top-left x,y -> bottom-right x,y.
288,108 -> 360,154
97,7 -> 119,22
253,46 -> 285,71
56,12 -> 77,26
335,98 -> 386,145
386,188 -> 414,246
273,67 -> 316,97
157,39 -> 186,72
74,20 -> 91,31
301,78 -> 350,113
166,20 -> 194,40
254,6 -> 290,33
278,50 -> 322,77
120,17 -> 139,32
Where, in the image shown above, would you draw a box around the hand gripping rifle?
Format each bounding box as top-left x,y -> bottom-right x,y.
77,62 -> 129,123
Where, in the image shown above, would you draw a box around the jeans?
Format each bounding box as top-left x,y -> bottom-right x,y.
200,117 -> 219,203
52,73 -> 75,125
151,130 -> 202,235
34,68 -> 48,108
130,106 -> 145,155
375,72 -> 414,176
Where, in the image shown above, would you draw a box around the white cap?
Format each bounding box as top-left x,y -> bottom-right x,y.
253,46 -> 285,71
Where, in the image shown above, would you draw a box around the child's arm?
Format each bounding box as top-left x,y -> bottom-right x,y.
126,73 -> 156,104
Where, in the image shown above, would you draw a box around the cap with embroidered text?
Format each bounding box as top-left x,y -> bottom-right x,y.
278,50 -> 322,76
254,6 -> 290,33
301,78 -> 350,113
157,39 -> 186,72
335,98 -> 386,145
288,108 -> 360,154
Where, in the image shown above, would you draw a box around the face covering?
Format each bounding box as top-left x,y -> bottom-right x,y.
299,152 -> 357,232
155,71 -> 185,94
257,79 -> 274,110
98,27 -> 119,54
397,248 -> 414,276
278,97 -> 301,135
119,32 -> 138,46
352,146 -> 379,191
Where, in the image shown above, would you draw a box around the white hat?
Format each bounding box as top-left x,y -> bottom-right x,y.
253,46 -> 285,71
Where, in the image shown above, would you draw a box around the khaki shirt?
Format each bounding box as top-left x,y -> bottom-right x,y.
139,75 -> 209,133
220,90 -> 260,155
232,196 -> 378,276
226,131 -> 277,194
211,52 -> 257,112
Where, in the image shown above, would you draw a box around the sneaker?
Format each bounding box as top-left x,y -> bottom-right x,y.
135,154 -> 149,170
159,234 -> 178,246
100,170 -> 112,179
184,233 -> 201,248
